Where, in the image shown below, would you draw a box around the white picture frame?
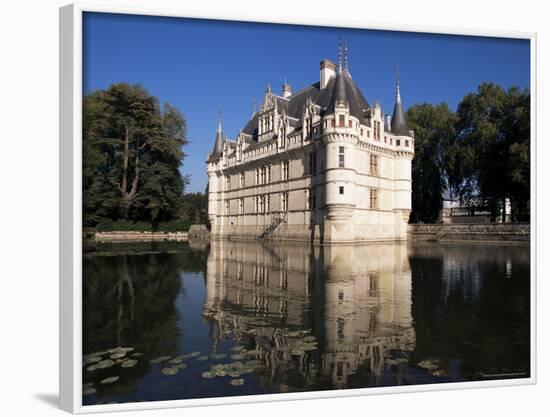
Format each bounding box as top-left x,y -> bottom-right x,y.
59,2 -> 537,413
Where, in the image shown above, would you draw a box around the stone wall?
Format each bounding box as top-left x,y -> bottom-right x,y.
408,223 -> 530,242
188,224 -> 211,239
95,231 -> 188,242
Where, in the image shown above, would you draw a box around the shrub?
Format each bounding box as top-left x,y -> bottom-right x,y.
96,218 -> 114,232
157,219 -> 191,232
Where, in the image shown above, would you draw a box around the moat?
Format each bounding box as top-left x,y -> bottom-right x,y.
82,240 -> 530,405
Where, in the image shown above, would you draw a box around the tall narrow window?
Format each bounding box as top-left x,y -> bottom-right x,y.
370,154 -> 379,176
255,168 -> 259,185
339,146 -> 345,168
225,175 -> 230,190
309,151 -> 317,175
224,200 -> 230,215
267,165 -> 271,183
369,189 -> 378,209
282,192 -> 289,212
239,198 -> 244,215
282,161 -> 290,181
240,172 -> 245,188
266,195 -> 270,213
339,186 -> 344,195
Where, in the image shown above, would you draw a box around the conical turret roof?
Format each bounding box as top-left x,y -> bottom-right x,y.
209,113 -> 224,160
391,69 -> 410,136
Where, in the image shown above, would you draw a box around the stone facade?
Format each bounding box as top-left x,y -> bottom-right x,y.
207,46 -> 414,243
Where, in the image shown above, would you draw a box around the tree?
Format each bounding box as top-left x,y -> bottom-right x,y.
407,103 -> 457,223
455,83 -> 530,222
83,83 -> 189,226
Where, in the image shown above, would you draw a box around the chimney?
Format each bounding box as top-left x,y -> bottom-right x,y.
320,59 -> 336,89
282,82 -> 292,98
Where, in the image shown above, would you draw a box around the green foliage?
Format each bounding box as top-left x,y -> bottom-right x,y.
407,103 -> 457,223
455,83 -> 530,222
179,192 -> 208,225
95,219 -> 189,232
407,83 -> 530,223
83,83 -> 189,227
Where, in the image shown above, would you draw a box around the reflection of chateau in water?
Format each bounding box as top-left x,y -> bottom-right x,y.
203,241 -> 415,389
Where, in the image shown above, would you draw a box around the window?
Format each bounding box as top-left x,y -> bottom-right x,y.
339,186 -> 344,195
255,168 -> 260,185
405,139 -> 409,147
282,192 -> 289,212
338,146 -> 345,168
331,119 -> 336,128
225,175 -> 230,190
282,160 -> 290,181
267,165 -> 271,183
396,139 -> 401,146
308,151 -> 317,175
260,166 -> 266,184
239,172 -> 245,188
369,189 -> 378,209
367,130 -> 370,138
255,196 -> 259,213
348,120 -> 352,128
338,114 -> 345,127
259,195 -> 265,213
360,128 -> 364,136
239,198 -> 244,215
369,154 -> 379,176
224,200 -> 230,215
266,195 -> 270,212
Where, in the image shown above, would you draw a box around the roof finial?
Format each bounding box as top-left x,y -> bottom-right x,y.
338,37 -> 343,72
266,80 -> 271,92
217,109 -> 222,133
253,97 -> 257,113
344,42 -> 349,70
396,65 -> 402,103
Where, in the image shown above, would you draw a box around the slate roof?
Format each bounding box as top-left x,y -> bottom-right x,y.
241,70 -> 371,141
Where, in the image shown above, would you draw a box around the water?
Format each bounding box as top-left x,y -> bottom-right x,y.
82,240 -> 530,405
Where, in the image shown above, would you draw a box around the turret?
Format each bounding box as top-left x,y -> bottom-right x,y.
391,67 -> 410,137
209,112 -> 224,160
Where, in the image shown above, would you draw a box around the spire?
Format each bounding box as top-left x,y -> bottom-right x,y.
391,66 -> 410,136
344,42 -> 349,70
338,37 -> 343,72
209,110 -> 224,160
328,38 -> 349,112
396,65 -> 401,103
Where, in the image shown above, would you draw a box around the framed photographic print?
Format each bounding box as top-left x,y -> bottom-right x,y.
60,2 -> 536,413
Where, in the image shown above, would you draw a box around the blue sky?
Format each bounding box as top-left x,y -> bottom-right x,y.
83,12 -> 530,193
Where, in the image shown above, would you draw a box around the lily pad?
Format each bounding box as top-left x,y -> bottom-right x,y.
83,387 -> 96,395
121,359 -> 138,368
161,367 -> 179,376
417,359 -> 440,371
86,364 -> 99,372
228,371 -> 242,378
229,378 -> 244,386
130,352 -> 144,358
196,355 -> 209,362
231,345 -> 245,352
150,356 -> 172,364
100,376 -> 119,385
110,351 -> 126,360
188,351 -> 201,358
302,343 -> 317,351
201,371 -> 216,379
245,349 -> 261,356
210,353 -> 227,360
174,363 -> 187,370
303,336 -> 316,342
230,354 -> 245,361
97,359 -> 115,369
168,357 -> 184,364
84,356 -> 102,365
291,349 -> 305,356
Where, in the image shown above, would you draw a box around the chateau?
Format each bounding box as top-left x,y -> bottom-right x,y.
206,44 -> 414,243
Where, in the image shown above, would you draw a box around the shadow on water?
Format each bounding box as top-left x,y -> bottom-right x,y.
81,239 -> 530,405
